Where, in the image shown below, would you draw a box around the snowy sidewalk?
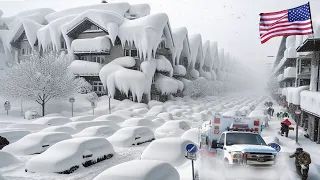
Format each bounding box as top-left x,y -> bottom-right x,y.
263,105 -> 320,180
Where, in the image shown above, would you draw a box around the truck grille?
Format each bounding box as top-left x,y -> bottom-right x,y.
243,153 -> 275,166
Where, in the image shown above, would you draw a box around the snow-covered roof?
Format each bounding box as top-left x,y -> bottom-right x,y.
45,3 -> 130,22
171,27 -> 190,65
71,36 -> 111,53
118,13 -> 174,61
8,19 -> 44,50
69,60 -> 103,76
287,86 -> 309,105
155,74 -> 179,95
1,8 -> 54,29
283,67 -> 296,79
37,15 -> 76,52
128,4 -> 151,18
188,34 -> 203,68
173,65 -> 186,76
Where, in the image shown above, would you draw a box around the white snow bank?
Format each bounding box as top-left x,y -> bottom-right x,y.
300,90 -> 320,116
121,118 -> 158,129
93,160 -> 180,180
32,117 -> 72,126
141,138 -> 194,166
45,3 -> 130,22
181,128 -> 199,145
6,123 -> 45,132
40,126 -> 77,135
157,112 -> 173,120
108,126 -> 155,147
26,137 -> 114,173
128,4 -> 151,18
72,125 -> 116,138
112,110 -> 134,118
155,74 -> 179,95
69,60 -> 103,75
63,120 -> 120,133
132,108 -> 149,114
155,121 -> 190,134
146,105 -> 164,116
173,65 -> 187,76
286,86 -> 309,105
71,36 -> 111,52
45,113 -> 64,117
93,114 -> 126,123
118,13 -> 171,61
148,100 -> 163,108
71,115 -> 98,122
283,67 -> 296,79
153,118 -> 165,125
0,151 -> 20,167
171,27 -> 189,65
2,132 -> 72,155
0,129 -> 31,143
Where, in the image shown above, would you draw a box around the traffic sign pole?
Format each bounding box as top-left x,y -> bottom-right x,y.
191,159 -> 195,180
185,144 -> 198,180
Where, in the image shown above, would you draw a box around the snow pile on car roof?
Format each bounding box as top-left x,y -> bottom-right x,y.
71,115 -> 98,122
93,160 -> 179,180
141,138 -> 194,167
72,125 -> 116,138
155,121 -> 191,138
40,126 -> 77,135
181,128 -> 199,145
121,118 -> 158,129
32,116 -> 72,126
0,129 -> 31,143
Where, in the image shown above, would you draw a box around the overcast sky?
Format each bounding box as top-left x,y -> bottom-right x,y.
1,0 -> 319,81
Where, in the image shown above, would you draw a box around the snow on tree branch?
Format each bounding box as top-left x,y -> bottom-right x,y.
0,51 -> 79,116
85,92 -> 99,104
75,77 -> 92,94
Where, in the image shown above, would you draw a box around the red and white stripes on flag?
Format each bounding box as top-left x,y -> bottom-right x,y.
259,3 -> 313,44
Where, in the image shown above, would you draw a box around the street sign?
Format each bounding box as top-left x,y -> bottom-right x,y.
69,97 -> 75,103
186,152 -> 197,160
186,144 -> 198,153
268,143 -> 281,152
295,109 -> 302,115
4,101 -> 11,111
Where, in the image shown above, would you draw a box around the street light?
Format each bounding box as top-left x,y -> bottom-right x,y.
69,97 -> 75,117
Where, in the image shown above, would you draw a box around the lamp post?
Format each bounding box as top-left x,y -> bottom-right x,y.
69,97 -> 75,117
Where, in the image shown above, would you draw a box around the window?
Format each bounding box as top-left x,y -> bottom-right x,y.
61,41 -> 67,49
218,134 -> 225,144
115,37 -> 121,45
131,49 -> 138,57
21,48 -> 25,55
159,41 -> 166,49
124,49 -> 130,56
225,133 -> 266,146
92,81 -> 104,93
80,56 -> 89,61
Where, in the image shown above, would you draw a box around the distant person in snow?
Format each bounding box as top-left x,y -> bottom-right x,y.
289,148 -> 311,180
276,112 -> 281,119
280,122 -> 289,137
283,112 -> 289,118
0,136 -> 9,149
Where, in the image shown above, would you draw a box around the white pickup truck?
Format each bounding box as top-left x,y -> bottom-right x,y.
199,115 -> 283,180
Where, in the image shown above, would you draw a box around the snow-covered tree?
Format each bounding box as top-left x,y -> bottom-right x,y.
266,76 -> 280,95
183,78 -> 222,97
75,77 -> 92,94
0,52 -> 79,116
85,92 -> 99,104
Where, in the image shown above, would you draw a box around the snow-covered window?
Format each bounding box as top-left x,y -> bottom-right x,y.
115,37 -> 121,45
152,95 -> 160,101
21,48 -> 25,55
124,49 -> 130,56
92,81 -> 104,92
80,56 -> 89,61
158,41 -> 166,49
131,49 -> 138,58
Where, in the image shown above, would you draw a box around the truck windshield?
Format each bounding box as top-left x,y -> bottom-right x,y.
226,133 -> 266,146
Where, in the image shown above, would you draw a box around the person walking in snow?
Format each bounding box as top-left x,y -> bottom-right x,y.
0,136 -> 9,150
271,108 -> 274,116
276,112 -> 281,119
289,148 -> 311,180
283,112 -> 289,118
280,122 -> 289,137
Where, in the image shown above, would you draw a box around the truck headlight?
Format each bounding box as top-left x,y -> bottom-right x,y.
231,151 -> 242,159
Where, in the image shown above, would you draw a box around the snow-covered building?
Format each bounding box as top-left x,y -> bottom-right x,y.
0,2 -> 243,102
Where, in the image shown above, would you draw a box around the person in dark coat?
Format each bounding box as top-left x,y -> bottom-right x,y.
276,112 -> 281,119
283,112 -> 289,118
281,122 -> 289,137
0,136 -> 9,150
289,148 -> 311,180
271,108 -> 274,116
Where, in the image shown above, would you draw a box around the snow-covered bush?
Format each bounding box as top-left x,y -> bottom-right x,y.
25,110 -> 39,120
183,78 -> 222,97
85,92 -> 99,104
75,77 -> 92,94
0,52 -> 80,116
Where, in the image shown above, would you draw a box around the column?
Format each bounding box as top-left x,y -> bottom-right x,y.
308,115 -> 315,141
317,118 -> 320,144
310,52 -> 319,91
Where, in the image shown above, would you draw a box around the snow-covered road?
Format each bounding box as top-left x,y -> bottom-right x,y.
0,95 -> 319,180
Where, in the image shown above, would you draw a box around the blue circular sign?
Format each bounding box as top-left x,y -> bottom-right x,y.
268,143 -> 281,152
186,143 -> 198,153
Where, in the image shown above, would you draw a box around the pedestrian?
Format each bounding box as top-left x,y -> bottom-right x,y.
276,112 -> 280,119
283,112 -> 289,118
280,122 -> 289,137
0,136 -> 9,150
289,148 -> 311,180
271,108 -> 274,116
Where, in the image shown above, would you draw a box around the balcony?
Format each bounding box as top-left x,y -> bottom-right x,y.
283,67 -> 296,79
277,74 -> 284,82
300,91 -> 320,116
286,86 -> 309,105
71,36 -> 111,54
69,60 -> 103,76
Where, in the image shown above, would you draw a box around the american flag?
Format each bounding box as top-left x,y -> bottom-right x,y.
259,3 -> 313,44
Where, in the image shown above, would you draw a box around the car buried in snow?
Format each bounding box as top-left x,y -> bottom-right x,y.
25,137 -> 114,174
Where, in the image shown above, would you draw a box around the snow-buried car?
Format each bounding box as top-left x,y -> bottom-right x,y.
2,132 -> 72,155
108,126 -> 155,147
25,137 -> 115,174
